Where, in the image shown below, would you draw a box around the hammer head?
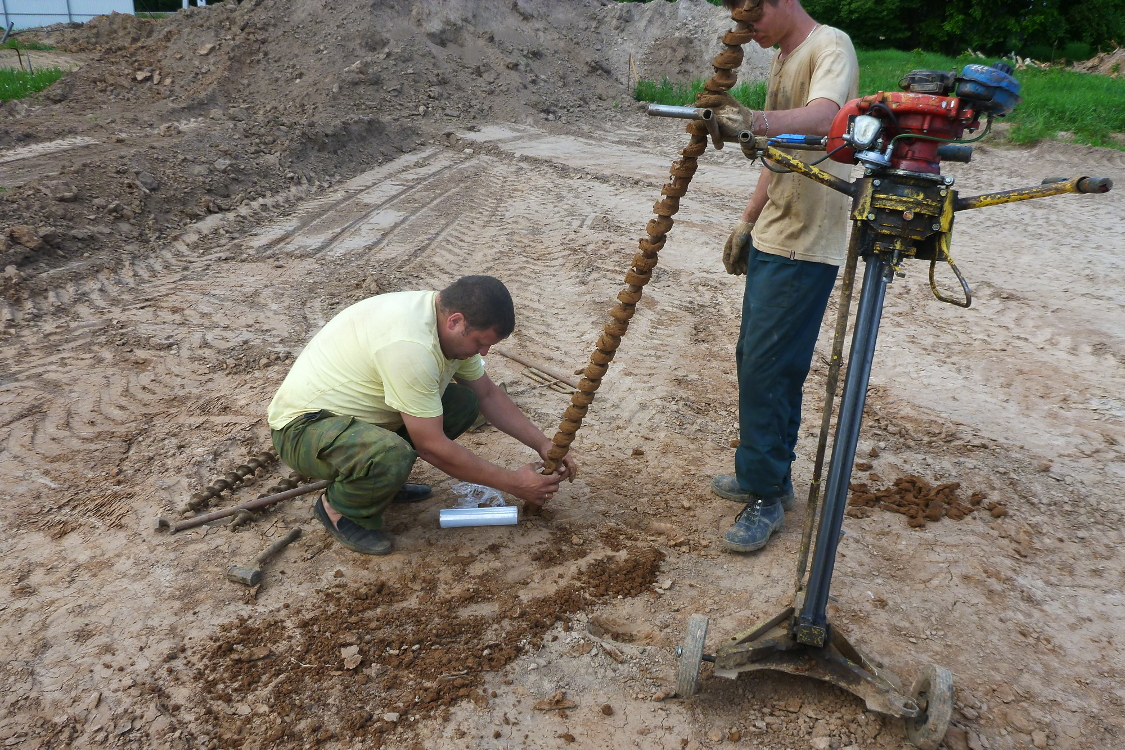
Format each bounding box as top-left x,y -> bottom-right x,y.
226,565 -> 261,587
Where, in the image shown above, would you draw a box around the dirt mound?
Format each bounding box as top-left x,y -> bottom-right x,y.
1074,46 -> 1125,77
2,0 -> 773,277
187,547 -> 663,748
847,474 -> 1001,528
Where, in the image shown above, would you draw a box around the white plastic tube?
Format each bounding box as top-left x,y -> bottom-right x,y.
439,507 -> 519,528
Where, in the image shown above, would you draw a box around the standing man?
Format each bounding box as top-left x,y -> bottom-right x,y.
268,275 -> 576,555
711,0 -> 858,552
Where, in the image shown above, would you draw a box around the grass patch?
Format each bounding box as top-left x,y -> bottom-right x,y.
2,39 -> 55,51
635,48 -> 1125,150
0,67 -> 66,102
634,77 -> 766,109
134,12 -> 174,19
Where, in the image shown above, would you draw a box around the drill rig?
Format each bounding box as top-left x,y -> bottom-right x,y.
650,61 -> 1112,749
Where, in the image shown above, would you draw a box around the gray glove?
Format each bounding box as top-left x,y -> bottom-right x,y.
712,92 -> 756,139
723,220 -> 754,275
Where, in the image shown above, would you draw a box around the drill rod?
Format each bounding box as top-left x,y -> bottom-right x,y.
795,227 -> 862,592
159,480 -> 330,534
796,253 -> 890,646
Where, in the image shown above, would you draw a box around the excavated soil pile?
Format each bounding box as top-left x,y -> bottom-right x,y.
847,474 -> 1003,528
1,0 -> 770,274
186,547 -> 663,748
1074,47 -> 1125,77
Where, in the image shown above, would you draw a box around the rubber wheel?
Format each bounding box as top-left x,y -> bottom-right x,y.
904,664 -> 954,750
676,614 -> 709,698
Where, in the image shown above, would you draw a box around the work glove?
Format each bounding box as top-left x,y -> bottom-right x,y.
723,220 -> 754,275
711,91 -> 756,139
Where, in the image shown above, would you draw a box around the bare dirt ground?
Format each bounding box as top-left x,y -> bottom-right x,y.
2,2 -> 1125,750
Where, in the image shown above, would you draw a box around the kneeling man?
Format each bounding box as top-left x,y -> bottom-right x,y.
268,275 -> 576,555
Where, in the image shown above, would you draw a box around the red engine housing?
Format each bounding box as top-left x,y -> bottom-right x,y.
827,92 -> 980,174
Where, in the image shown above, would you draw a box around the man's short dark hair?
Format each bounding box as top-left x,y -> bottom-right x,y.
438,275 -> 515,338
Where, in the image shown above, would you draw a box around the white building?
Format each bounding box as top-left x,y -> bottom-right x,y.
0,1 -> 206,31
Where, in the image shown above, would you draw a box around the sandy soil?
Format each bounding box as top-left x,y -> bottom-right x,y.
2,2 -> 1125,750
0,49 -> 88,72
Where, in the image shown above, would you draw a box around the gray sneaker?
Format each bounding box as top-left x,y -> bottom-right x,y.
723,497 -> 785,553
711,475 -> 795,511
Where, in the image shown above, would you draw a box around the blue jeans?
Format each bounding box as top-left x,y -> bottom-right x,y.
735,244 -> 838,498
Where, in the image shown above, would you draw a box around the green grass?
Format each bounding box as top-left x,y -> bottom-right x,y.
0,67 -> 66,102
2,38 -> 55,51
134,12 -> 173,19
635,48 -> 1125,150
634,77 -> 767,109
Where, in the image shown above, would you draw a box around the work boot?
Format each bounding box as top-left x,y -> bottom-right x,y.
392,482 -> 432,504
723,497 -> 785,553
711,475 -> 795,511
314,495 -> 392,555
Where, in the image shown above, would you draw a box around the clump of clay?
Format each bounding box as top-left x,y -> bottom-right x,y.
848,475 -> 1000,528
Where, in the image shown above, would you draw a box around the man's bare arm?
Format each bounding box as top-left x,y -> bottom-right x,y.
402,412 -> 564,505
749,97 -> 841,137
457,373 -> 577,480
459,373 -> 548,453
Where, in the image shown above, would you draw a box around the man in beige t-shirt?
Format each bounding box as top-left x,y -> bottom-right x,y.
711,0 -> 859,553
269,275 -> 576,555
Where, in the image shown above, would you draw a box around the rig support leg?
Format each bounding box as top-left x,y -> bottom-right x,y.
796,254 -> 890,646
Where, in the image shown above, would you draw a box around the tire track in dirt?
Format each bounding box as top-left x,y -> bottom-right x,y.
0,146 -> 554,535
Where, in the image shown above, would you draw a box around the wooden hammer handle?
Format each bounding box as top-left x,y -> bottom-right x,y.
252,527 -> 302,567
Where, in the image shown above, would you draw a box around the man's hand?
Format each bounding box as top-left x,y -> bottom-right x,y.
537,442 -> 578,483
510,462 -> 565,506
723,220 -> 754,275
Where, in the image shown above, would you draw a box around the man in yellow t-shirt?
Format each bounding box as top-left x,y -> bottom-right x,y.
268,275 -> 576,555
711,0 -> 859,553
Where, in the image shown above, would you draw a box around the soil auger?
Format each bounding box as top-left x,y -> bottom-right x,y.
538,2 -> 763,476
541,4 -> 1114,749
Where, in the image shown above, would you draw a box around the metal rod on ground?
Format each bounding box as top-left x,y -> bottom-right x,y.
492,347 -> 579,389
522,368 -> 572,394
158,480 -> 331,534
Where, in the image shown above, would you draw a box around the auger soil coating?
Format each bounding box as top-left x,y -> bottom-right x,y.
541,1 -> 764,474
181,449 -> 280,514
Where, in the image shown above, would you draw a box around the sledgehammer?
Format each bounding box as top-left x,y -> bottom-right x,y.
226,527 -> 302,587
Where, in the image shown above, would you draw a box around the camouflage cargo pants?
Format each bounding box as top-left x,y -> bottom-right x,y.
271,383 -> 479,530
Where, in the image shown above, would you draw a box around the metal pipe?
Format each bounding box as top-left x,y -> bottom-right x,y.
646,104 -> 711,121
756,141 -> 856,197
1,22 -> 14,45
795,226 -> 864,594
493,347 -> 579,389
936,144 -> 973,163
439,507 -> 518,528
796,255 -> 890,646
64,0 -> 72,24
955,175 -> 1112,211
158,479 -> 331,533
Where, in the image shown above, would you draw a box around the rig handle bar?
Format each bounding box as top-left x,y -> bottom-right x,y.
956,175 -> 1113,211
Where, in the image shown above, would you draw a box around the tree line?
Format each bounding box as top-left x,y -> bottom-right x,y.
801,0 -> 1124,59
